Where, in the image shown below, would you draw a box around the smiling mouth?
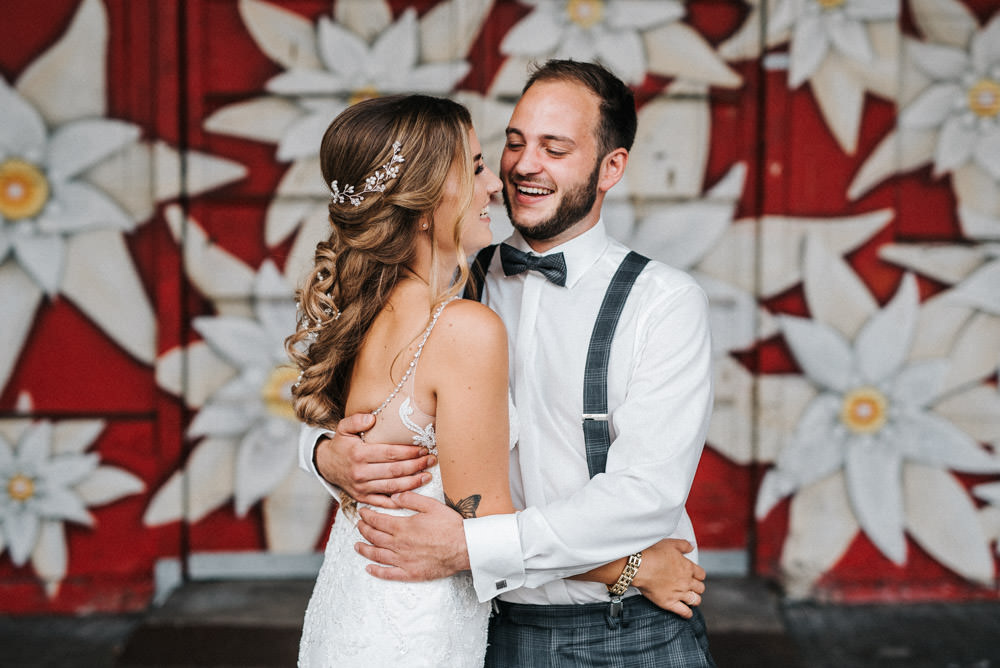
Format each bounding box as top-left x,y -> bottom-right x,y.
480,206 -> 490,217
515,184 -> 554,197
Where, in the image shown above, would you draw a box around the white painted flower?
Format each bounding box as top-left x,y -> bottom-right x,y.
146,208 -> 332,553
492,0 -> 740,93
0,418 -> 143,596
849,2 -> 1000,239
771,0 -> 899,88
0,0 -> 245,396
720,0 -> 898,154
758,248 -> 1000,576
900,14 -> 1000,180
500,0 -> 682,85
204,0 -> 484,281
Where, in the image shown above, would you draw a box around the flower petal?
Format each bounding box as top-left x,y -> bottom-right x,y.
779,316 -> 855,391
262,468 -> 333,553
32,520 -> 67,598
143,437 -> 237,525
275,111 -> 333,163
779,473 -> 858,599
935,384 -> 1000,444
789,16 -> 829,88
972,132 -> 1000,181
233,423 -> 297,516
756,394 -> 845,517
419,0 -> 494,63
897,411 -> 1000,474
848,127 -> 936,200
188,401 -> 255,438
19,421 -> 54,466
60,229 -> 156,364
941,312 -> 1000,392
12,234 -> 64,295
971,15 -> 1000,73
238,0 -> 322,71
0,79 -> 47,158
372,12 -> 421,78
46,119 -> 141,181
36,487 -> 94,526
42,453 -> 98,487
384,62 -> 471,94
891,359 -> 948,408
900,83 -> 962,129
804,236 -> 879,339
500,9 -> 564,56
4,508 -> 41,566
904,463 -> 995,584
643,23 -> 742,88
810,53 -> 865,154
878,242 -> 988,285
826,16 -> 873,63
75,466 -> 144,506
609,0 -> 685,28
854,273 -> 918,384
906,40 -> 968,80
15,0 -> 107,125
0,263 -> 44,392
39,180 -> 134,234
203,96 -> 303,144
933,116 -> 977,175
164,206 -> 256,300
595,29 -> 646,85
844,442 -> 906,563
194,316 -> 273,369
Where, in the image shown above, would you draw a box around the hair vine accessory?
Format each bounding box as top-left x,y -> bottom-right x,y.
329,141 -> 405,207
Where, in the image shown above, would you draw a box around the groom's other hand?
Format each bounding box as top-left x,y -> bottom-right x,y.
317,413 -> 437,508
633,538 -> 707,619
355,492 -> 469,581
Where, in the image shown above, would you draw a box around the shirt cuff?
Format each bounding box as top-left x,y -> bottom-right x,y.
297,424 -> 341,499
464,513 -> 525,602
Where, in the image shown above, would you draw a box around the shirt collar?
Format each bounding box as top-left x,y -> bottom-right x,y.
505,220 -> 608,288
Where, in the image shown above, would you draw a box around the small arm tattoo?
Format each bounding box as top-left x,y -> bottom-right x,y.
445,493 -> 482,519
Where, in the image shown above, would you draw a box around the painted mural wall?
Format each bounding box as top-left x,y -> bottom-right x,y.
0,0 -> 998,613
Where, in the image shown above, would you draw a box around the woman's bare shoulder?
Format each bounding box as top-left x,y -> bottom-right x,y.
426,299 -> 507,359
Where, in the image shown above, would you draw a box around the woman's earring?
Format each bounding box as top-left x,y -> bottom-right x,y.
421,222 -> 428,230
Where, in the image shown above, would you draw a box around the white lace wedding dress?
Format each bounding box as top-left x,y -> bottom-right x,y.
298,300 -> 490,667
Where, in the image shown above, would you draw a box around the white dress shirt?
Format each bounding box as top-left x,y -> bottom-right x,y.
463,221 -> 712,604
297,220 -> 713,605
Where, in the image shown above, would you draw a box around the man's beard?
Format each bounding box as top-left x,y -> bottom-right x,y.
503,161 -> 600,241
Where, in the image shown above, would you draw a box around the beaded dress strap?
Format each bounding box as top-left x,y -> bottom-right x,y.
371,296 -> 458,418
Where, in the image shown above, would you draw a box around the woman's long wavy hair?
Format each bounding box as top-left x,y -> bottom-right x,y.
286,95 -> 475,428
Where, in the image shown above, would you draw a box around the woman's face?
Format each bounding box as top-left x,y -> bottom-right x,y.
433,128 -> 502,257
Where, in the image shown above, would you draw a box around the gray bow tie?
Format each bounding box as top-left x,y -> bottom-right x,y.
499,244 -> 567,287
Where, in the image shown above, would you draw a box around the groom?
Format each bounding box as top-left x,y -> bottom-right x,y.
300,59 -> 716,666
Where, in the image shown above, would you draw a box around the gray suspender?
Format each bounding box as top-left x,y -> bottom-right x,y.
464,245 -> 650,479
582,251 -> 649,478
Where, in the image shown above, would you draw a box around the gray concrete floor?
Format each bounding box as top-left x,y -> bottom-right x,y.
2,577 -> 999,667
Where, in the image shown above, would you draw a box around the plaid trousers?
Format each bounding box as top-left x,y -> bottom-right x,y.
485,596 -> 717,667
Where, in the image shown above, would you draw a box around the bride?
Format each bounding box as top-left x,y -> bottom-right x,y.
287,94 -> 510,666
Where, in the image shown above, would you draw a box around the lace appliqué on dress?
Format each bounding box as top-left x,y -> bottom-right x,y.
399,397 -> 437,452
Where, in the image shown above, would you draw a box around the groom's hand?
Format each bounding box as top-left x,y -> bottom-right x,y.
633,538 -> 707,619
355,491 -> 470,581
317,413 -> 437,508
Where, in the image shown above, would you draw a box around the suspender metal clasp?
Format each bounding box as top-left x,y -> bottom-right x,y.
582,413 -> 608,421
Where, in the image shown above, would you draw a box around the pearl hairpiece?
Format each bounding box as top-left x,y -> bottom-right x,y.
329,141 -> 405,207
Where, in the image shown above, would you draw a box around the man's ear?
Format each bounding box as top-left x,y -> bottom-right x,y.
598,148 -> 628,193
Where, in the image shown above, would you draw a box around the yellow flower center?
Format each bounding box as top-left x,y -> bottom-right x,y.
262,365 -> 298,421
567,0 -> 604,29
0,159 -> 50,221
840,387 -> 888,434
816,0 -> 846,9
7,473 -> 36,502
967,78 -> 1000,119
349,86 -> 379,107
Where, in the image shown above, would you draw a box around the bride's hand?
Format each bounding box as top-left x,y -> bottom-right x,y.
632,538 -> 706,619
317,413 -> 438,508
